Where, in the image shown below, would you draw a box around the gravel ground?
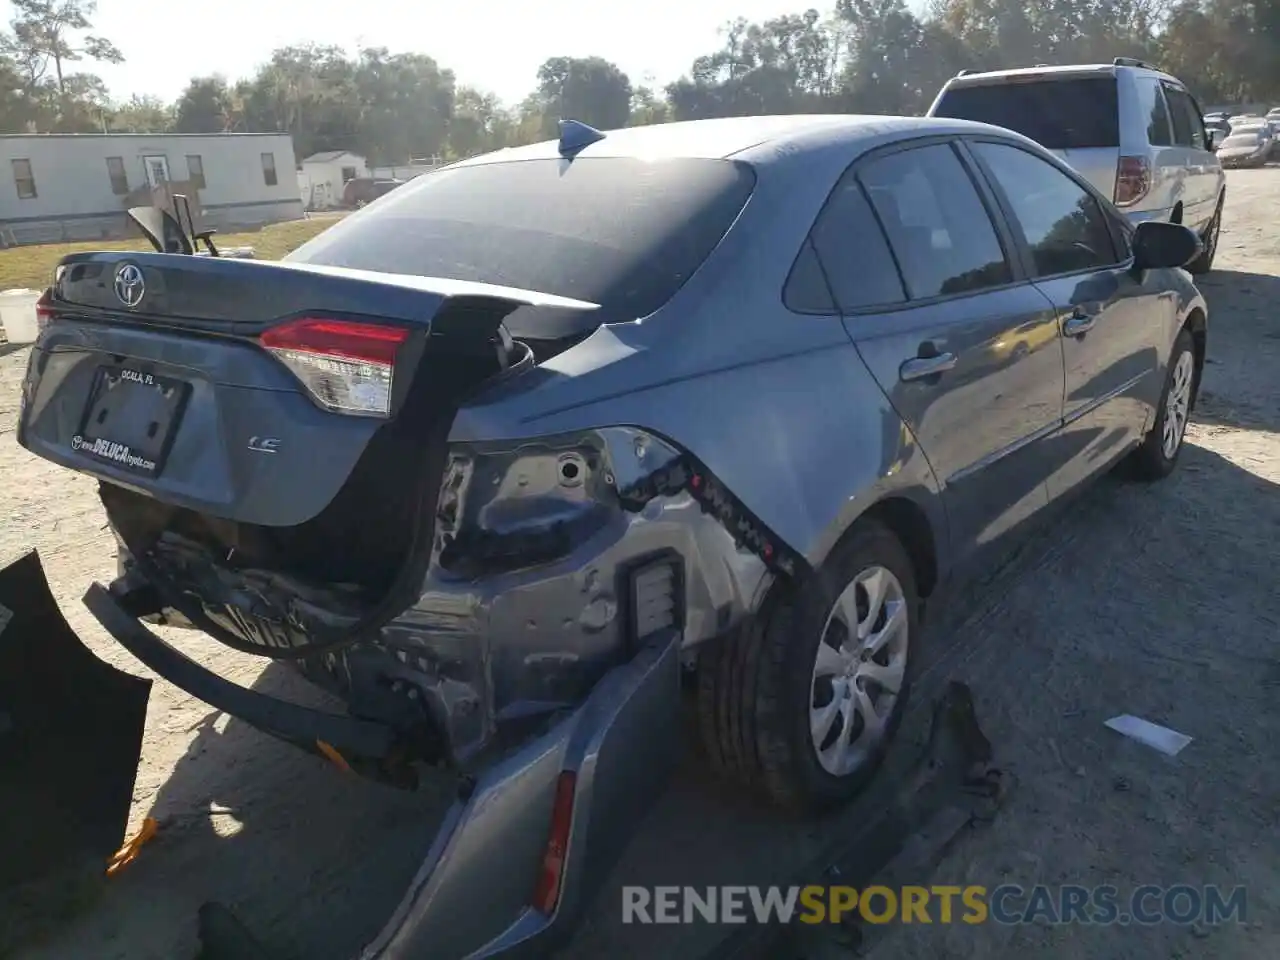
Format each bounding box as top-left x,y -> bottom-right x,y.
3,171 -> 1278,960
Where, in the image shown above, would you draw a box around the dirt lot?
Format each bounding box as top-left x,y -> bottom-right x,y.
3,173 -> 1278,960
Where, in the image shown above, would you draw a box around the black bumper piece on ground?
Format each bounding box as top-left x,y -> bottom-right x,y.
83,582 -> 399,763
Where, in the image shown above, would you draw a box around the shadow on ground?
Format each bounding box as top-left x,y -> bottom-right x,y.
10,445 -> 1279,960
561,441 -> 1280,960
11,661 -> 455,960
1194,270 -> 1280,432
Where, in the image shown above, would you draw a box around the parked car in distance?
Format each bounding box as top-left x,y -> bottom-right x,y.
1218,130 -> 1271,168
1229,118 -> 1276,155
341,177 -> 405,207
927,58 -> 1224,273
21,114 -> 1211,958
1204,117 -> 1230,145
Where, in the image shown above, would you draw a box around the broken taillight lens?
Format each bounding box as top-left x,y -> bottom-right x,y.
531,770 -> 577,915
259,317 -> 410,417
1113,155 -> 1151,207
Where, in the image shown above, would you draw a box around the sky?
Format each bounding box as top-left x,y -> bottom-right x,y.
3,0 -> 866,107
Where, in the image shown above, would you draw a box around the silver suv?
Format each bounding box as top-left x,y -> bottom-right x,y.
927,58 -> 1226,273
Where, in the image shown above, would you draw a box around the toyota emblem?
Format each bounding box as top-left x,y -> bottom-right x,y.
114,263 -> 145,308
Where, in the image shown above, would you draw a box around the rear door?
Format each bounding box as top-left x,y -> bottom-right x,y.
817,140 -> 1066,559
929,74 -> 1122,202
1162,82 -> 1221,231
966,139 -> 1168,499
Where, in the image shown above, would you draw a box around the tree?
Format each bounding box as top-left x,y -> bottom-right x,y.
5,0 -> 122,96
110,93 -> 172,133
354,48 -> 455,163
173,76 -> 235,133
535,56 -> 632,135
447,85 -> 514,159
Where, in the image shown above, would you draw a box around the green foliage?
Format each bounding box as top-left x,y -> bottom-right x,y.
1,1 -> 1278,159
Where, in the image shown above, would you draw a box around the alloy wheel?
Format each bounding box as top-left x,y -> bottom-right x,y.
1162,350 -> 1195,459
809,565 -> 909,777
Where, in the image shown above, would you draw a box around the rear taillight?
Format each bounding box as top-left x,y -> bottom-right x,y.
259,317 -> 410,417
531,770 -> 577,915
1114,155 -> 1151,207
35,287 -> 54,334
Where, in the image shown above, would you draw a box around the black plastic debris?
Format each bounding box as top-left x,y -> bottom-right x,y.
0,550 -> 152,893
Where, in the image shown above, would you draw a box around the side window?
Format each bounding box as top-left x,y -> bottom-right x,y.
1136,78 -> 1173,147
857,144 -> 1013,300
1164,85 -> 1205,150
786,175 -> 905,313
971,142 -> 1120,277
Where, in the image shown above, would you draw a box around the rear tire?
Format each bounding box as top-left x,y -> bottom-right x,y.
697,519 -> 919,813
1125,329 -> 1196,482
1187,194 -> 1223,275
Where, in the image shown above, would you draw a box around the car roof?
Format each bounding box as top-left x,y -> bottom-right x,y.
943,62 -> 1180,87
445,114 -> 1034,169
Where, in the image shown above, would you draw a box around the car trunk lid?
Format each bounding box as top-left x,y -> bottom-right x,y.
19,252 -> 596,658
22,251 -> 596,528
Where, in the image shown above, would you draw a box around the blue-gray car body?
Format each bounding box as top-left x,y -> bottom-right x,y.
17,114 -> 1207,958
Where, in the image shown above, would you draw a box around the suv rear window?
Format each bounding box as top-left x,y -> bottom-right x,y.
287,157 -> 756,331
932,77 -> 1120,150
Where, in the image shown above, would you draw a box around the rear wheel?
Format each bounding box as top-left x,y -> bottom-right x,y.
697,519 -> 919,812
1125,329 -> 1196,481
1187,194 -> 1223,275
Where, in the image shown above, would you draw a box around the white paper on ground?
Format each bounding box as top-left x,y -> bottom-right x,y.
1104,714 -> 1193,757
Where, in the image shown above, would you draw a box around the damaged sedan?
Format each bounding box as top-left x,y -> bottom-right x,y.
14,114 -> 1207,957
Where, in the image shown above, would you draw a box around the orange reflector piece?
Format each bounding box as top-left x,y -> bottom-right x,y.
316,740 -> 352,774
531,771 -> 577,915
106,816 -> 159,877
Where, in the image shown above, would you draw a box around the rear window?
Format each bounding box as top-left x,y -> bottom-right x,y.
932,77 -> 1120,150
287,157 -> 756,328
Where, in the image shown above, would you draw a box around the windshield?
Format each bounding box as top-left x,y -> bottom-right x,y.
932,77 -> 1120,149
287,156 -> 756,335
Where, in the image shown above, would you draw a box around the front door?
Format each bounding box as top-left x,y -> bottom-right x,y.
834,141 -> 1066,559
966,139 -> 1168,500
142,155 -> 170,188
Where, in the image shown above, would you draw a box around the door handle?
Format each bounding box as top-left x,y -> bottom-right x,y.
1062,310 -> 1096,337
899,352 -> 957,382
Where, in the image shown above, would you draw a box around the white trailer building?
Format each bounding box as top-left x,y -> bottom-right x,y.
299,150 -> 370,210
0,132 -> 305,246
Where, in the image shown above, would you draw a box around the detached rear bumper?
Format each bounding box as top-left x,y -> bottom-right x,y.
83,583 -> 683,960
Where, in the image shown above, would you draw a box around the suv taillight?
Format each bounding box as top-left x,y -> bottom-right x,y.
259,317 -> 410,418
35,287 -> 54,333
1114,155 -> 1151,207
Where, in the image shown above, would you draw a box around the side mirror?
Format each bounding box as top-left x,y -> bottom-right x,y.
1207,128 -> 1222,151
1131,220 -> 1202,272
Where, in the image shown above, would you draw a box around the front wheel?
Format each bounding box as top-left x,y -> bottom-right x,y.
1124,329 -> 1196,482
697,519 -> 919,812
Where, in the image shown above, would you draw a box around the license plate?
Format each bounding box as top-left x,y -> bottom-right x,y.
72,366 -> 191,477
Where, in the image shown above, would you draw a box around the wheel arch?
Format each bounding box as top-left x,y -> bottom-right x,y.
811,492 -> 943,602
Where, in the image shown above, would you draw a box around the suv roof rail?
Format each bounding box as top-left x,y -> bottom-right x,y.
956,68 -> 977,77
1113,56 -> 1155,70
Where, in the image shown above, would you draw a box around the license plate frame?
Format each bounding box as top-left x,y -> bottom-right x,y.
71,366 -> 191,478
